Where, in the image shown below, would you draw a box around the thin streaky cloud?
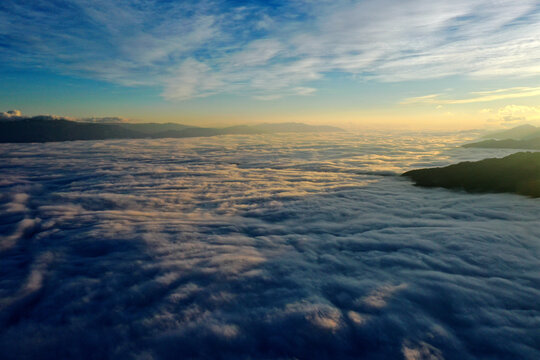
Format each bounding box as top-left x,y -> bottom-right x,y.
0,0 -> 539,100
470,87 -> 538,95
401,87 -> 540,105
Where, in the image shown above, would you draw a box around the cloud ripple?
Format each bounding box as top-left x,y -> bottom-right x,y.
0,132 -> 539,359
1,1 -> 539,99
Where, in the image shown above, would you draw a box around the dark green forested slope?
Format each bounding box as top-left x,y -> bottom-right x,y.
402,152 -> 540,197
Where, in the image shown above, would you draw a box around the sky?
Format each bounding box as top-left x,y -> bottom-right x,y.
1,0 -> 540,129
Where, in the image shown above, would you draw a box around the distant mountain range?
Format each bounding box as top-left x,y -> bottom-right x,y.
480,124 -> 540,140
464,124 -> 540,149
403,152 -> 540,197
0,116 -> 344,143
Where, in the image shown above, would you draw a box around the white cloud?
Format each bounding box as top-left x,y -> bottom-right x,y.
229,39 -> 284,67
252,94 -> 283,101
162,58 -> 224,100
401,94 -> 442,105
252,86 -> 317,101
79,117 -> 129,124
0,110 -> 22,119
1,1 -> 539,100
402,87 -> 540,105
1,132 -> 539,358
293,86 -> 316,96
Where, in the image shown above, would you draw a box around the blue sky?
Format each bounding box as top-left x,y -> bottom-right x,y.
1,0 -> 540,128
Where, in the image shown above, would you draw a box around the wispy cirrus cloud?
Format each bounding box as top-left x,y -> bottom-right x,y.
401,86 -> 540,105
1,0 -> 539,100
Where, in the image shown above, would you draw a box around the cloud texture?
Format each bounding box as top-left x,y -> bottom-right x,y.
0,110 -> 22,120
0,132 -> 539,359
1,1 -> 539,99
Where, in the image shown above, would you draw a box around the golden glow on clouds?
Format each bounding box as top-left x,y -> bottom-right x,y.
480,105 -> 540,123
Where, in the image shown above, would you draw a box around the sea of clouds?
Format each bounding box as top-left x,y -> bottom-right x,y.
0,132 -> 539,359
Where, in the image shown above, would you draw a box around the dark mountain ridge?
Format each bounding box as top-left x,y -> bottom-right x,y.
0,118 -> 142,143
402,152 -> 540,197
0,117 -> 344,143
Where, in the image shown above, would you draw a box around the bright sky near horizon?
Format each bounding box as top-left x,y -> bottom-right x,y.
1,0 -> 540,129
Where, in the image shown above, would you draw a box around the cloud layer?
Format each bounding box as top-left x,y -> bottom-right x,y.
1,1 -> 539,100
1,132 -> 539,359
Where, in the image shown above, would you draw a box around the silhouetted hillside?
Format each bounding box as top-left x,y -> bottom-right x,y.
150,127 -> 222,138
0,118 -> 144,143
219,125 -> 264,135
463,137 -> 540,150
402,152 -> 540,197
0,117 -> 344,143
252,122 -> 343,133
119,123 -> 191,134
